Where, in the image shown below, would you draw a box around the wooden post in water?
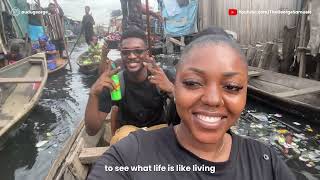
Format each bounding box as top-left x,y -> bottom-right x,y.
0,1 -> 7,45
146,0 -> 152,53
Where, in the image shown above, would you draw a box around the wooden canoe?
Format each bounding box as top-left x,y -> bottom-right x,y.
0,53 -> 48,148
45,118 -> 112,180
48,57 -> 68,75
248,66 -> 320,123
76,51 -> 100,75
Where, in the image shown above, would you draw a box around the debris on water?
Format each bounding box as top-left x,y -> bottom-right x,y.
293,122 -> 301,126
36,140 -> 48,148
274,113 -> 283,118
250,113 -> 269,122
277,129 -> 288,134
305,125 -> 314,133
299,154 -> 310,162
307,162 -> 315,168
293,133 -> 307,140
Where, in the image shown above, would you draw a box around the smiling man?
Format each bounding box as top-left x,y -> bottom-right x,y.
84,29 -> 174,139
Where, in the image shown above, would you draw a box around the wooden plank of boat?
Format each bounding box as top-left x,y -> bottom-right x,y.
275,86 -> 320,98
247,66 -> 320,122
48,58 -> 68,75
248,71 -> 262,77
45,116 -> 112,180
79,147 -> 109,165
0,77 -> 43,83
0,53 -> 48,147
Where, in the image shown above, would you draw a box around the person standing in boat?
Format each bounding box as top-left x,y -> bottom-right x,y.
120,0 -> 163,31
88,29 -> 296,180
45,0 -> 65,58
82,6 -> 95,45
84,29 -> 174,142
32,35 -> 58,70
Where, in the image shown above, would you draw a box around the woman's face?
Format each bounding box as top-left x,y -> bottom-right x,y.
175,43 -> 248,144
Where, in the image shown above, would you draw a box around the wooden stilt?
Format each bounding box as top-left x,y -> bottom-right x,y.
0,33 -> 7,54
0,0 -> 7,45
298,1 -> 308,78
315,61 -> 320,80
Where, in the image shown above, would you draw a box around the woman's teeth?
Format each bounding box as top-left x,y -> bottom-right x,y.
196,114 -> 222,123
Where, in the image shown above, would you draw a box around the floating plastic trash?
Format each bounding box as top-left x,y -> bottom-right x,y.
36,140 -> 48,148
277,129 -> 288,134
274,114 -> 283,118
251,113 -> 269,122
293,122 -> 301,126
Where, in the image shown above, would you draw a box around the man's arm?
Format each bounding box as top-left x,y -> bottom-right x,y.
85,93 -> 109,136
85,60 -> 121,136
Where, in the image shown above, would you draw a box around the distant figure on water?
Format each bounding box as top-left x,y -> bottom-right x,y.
120,0 -> 162,31
82,6 -> 95,45
84,29 -> 174,144
32,35 -> 58,70
84,35 -> 101,65
45,0 -> 65,58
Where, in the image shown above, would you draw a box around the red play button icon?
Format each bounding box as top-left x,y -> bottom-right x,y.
229,9 -> 238,16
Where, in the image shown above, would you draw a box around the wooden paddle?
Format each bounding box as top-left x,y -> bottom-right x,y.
69,29 -> 83,57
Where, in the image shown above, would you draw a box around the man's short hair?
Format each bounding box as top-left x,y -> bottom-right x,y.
121,28 -> 146,44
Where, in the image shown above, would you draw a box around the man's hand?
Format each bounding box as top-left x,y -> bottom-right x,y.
143,57 -> 174,96
90,60 -> 120,96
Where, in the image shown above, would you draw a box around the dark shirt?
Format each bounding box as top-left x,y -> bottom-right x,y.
88,126 -> 296,180
99,70 -> 173,127
82,14 -> 95,33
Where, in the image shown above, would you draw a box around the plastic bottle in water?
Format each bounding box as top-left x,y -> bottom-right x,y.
110,63 -> 122,101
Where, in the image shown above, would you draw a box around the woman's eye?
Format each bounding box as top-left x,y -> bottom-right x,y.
182,80 -> 202,88
224,84 -> 243,92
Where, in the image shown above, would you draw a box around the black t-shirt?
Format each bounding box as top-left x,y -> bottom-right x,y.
98,70 -> 173,127
88,126 -> 296,180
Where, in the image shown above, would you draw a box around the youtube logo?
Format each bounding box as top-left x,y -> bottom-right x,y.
229,9 -> 238,16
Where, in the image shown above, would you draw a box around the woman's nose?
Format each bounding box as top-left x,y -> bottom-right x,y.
200,84 -> 223,107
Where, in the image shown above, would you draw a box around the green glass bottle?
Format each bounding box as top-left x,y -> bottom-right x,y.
110,63 -> 122,101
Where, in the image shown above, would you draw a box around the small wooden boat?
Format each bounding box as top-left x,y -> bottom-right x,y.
248,66 -> 320,123
0,53 -> 48,148
48,57 -> 68,75
45,119 -> 111,180
76,51 -> 100,75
